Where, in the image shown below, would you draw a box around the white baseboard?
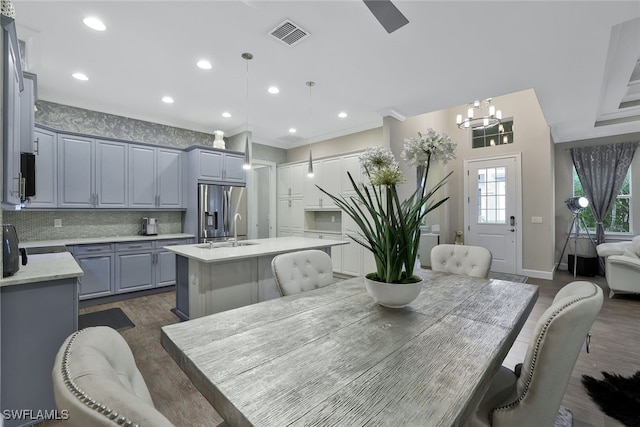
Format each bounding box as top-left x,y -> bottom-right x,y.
521,268 -> 554,280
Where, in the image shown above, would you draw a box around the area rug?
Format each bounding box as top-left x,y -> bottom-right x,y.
78,307 -> 135,331
488,272 -> 528,283
581,371 -> 640,426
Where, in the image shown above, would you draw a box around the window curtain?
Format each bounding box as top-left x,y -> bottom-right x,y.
570,141 -> 638,245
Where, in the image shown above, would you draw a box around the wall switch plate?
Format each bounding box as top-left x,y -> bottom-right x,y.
531,217 -> 543,224
54,219 -> 62,227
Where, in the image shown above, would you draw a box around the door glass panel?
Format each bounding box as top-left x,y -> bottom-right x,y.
477,167 -> 507,224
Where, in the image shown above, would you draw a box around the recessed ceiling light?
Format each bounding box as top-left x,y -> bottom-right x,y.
197,60 -> 212,70
289,128 -> 297,133
72,72 -> 89,81
83,17 -> 106,31
268,86 -> 280,94
338,112 -> 348,118
222,112 -> 232,118
162,96 -> 174,104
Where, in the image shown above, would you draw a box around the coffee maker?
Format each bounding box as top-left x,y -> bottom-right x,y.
141,217 -> 158,236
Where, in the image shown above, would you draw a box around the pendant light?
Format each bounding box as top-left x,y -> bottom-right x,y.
306,81 -> 315,178
242,52 -> 253,170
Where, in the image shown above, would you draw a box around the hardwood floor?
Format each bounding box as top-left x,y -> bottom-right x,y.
40,271 -> 637,427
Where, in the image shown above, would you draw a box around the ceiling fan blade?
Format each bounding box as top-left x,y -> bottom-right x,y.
363,0 -> 409,33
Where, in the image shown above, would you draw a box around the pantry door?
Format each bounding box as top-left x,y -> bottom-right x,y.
464,155 -> 521,274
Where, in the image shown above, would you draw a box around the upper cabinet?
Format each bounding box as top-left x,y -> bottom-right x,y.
277,163 -> 304,198
27,128 -> 57,208
304,158 -> 341,208
129,145 -> 183,209
58,135 -> 129,208
2,16 -> 24,206
191,148 -> 246,185
20,72 -> 37,153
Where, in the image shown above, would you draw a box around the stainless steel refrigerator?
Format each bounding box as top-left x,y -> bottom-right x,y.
198,184 -> 247,243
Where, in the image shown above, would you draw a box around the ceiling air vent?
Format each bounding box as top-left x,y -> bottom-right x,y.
269,20 -> 310,47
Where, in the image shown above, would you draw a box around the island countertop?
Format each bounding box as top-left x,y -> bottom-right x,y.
165,236 -> 348,264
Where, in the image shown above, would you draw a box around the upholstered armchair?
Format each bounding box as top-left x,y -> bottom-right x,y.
468,281 -> 603,427
430,244 -> 492,278
52,326 -> 174,426
596,235 -> 640,297
271,249 -> 335,296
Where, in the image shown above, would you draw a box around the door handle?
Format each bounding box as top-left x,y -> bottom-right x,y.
510,229 -> 515,232
510,216 -> 515,226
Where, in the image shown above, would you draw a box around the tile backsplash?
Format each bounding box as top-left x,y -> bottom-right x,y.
3,210 -> 183,242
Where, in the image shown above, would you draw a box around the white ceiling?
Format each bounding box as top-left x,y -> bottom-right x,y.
13,1 -> 640,148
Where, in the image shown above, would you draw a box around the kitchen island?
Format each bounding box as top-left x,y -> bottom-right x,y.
1,251 -> 83,427
165,236 -> 348,319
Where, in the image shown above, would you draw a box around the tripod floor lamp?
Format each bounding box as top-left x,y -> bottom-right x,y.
556,196 -> 599,277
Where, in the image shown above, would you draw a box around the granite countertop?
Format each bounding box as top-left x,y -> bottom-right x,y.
20,233 -> 195,249
166,236 -> 348,263
0,252 -> 84,288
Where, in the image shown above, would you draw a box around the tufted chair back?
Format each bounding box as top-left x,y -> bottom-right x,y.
52,326 -> 174,427
469,281 -> 604,427
271,249 -> 335,296
430,244 -> 492,278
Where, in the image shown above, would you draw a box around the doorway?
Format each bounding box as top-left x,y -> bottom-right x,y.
464,154 -> 522,274
247,161 -> 277,239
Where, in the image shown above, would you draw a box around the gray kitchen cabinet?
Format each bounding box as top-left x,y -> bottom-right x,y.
1,277 -> 78,427
58,136 -> 128,208
2,16 -> 24,206
20,72 -> 37,154
157,148 -> 182,208
27,128 -> 57,208
57,134 -> 94,208
115,241 -> 155,293
95,140 -> 128,208
128,144 -> 156,208
129,145 -> 183,208
190,148 -> 246,185
72,244 -> 115,299
156,238 -> 192,287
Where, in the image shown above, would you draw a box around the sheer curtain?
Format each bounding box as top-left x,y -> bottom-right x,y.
571,141 -> 638,245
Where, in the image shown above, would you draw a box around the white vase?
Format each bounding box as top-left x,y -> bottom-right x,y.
364,275 -> 423,308
213,130 -> 225,149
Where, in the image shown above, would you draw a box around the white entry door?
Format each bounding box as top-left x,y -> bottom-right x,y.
465,155 -> 520,274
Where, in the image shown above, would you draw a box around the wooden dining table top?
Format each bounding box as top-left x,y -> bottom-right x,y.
160,269 -> 538,426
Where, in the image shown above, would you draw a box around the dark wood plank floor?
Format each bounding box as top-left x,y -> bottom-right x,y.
40,271 -> 637,427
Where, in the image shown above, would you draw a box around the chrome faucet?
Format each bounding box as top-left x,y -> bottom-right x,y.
233,213 -> 242,247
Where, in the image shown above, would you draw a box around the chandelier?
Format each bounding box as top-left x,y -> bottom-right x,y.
456,98 -> 502,130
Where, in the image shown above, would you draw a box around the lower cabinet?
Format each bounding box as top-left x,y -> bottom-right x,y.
73,238 -> 192,300
1,277 -> 78,427
115,241 -> 155,293
73,243 -> 115,300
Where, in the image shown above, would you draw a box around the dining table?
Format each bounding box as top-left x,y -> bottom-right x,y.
160,269 -> 538,426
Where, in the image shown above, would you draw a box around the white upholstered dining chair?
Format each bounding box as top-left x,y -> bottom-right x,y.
271,249 -> 335,296
430,244 -> 492,278
468,281 -> 604,427
52,326 -> 174,426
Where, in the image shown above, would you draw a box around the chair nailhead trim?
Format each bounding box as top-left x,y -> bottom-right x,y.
490,283 -> 599,422
59,329 -> 141,427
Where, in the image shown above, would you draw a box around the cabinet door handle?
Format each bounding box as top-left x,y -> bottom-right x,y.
288,200 -> 291,208
34,137 -> 39,155
20,176 -> 26,201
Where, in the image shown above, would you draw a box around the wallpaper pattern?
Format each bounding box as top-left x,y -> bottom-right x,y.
35,100 -> 217,148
